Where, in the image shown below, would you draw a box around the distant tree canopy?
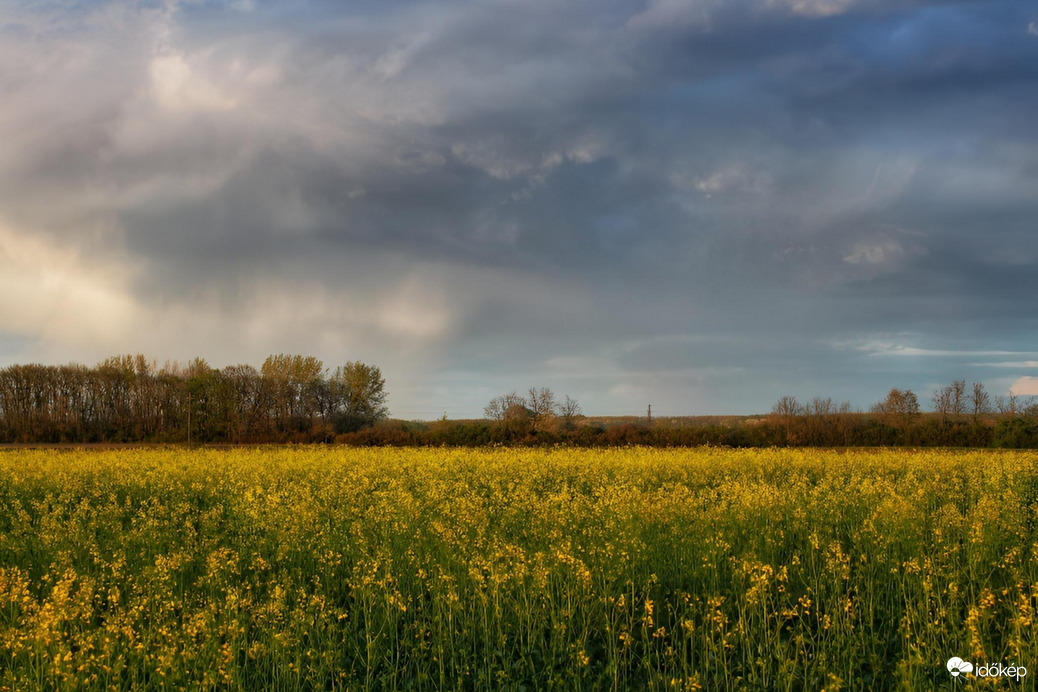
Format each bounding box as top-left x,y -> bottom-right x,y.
871,388 -> 921,422
0,354 -> 388,444
483,388 -> 582,441
329,362 -> 390,433
761,380 -> 1038,449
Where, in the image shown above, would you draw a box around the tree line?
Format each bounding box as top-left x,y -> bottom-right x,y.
761,381 -> 1038,448
338,380 -> 1038,448
4,361 -> 1038,448
0,354 -> 387,444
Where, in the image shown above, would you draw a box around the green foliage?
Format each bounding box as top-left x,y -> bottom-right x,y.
994,418 -> 1038,448
329,362 -> 389,433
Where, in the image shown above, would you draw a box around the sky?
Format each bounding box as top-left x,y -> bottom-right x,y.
1,0 -> 1036,418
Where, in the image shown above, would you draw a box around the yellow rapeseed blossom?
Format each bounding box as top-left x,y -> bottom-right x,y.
0,447 -> 1033,690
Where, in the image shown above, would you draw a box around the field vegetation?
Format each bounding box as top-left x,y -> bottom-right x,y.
1,447 -> 1036,690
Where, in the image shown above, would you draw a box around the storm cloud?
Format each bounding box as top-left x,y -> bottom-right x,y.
1,0 -> 1036,417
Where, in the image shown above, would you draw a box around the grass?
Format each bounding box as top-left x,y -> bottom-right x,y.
0,447 -> 1035,690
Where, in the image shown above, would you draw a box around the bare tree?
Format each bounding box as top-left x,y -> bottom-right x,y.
932,385 -> 951,416
527,387 -> 558,432
484,391 -> 527,421
770,395 -> 804,445
994,392 -> 1021,418
809,397 -> 834,417
951,380 -> 967,415
933,380 -> 967,417
484,390 -> 534,439
771,395 -> 803,419
970,381 -> 991,417
560,395 -> 582,430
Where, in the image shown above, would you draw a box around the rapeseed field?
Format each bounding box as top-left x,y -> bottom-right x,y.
0,447 -> 1035,690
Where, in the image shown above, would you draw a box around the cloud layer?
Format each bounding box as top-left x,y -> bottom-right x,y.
1,0 -> 1036,416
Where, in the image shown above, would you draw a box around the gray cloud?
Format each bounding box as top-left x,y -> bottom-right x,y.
0,0 -> 1035,415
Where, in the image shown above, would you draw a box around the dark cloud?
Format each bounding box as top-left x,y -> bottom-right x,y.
0,0 -> 1035,415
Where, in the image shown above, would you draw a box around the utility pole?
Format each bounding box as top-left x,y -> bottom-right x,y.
647,404 -> 652,425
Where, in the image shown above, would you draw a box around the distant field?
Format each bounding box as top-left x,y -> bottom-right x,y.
1,448 -> 1035,690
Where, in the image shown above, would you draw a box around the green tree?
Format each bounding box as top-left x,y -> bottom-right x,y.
329,362 -> 389,432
